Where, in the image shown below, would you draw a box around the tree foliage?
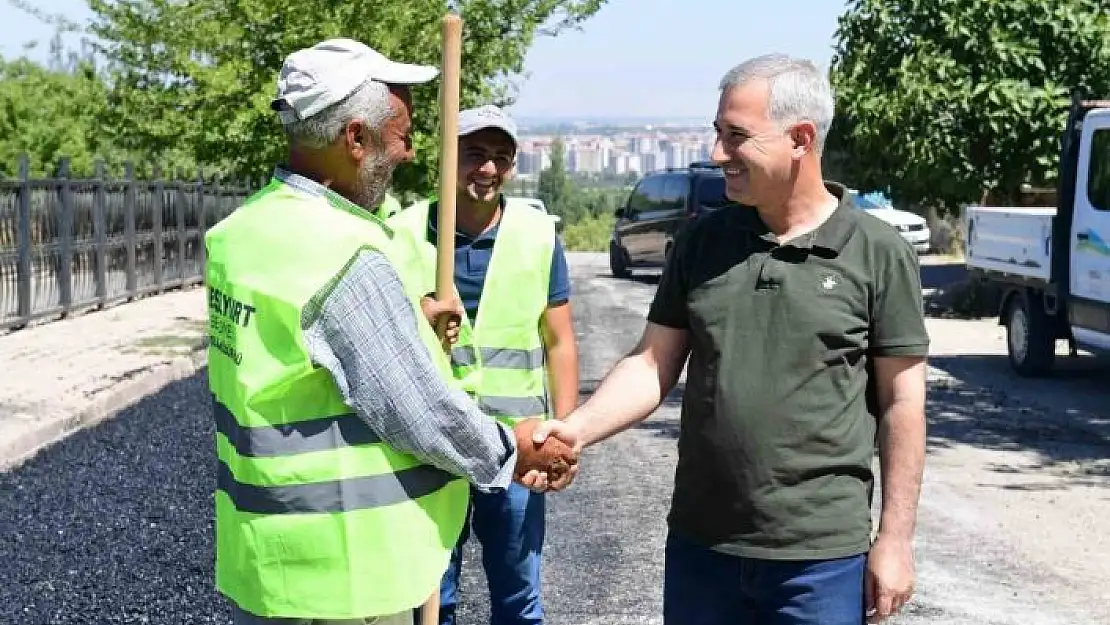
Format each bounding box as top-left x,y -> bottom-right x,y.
827,0 -> 1110,211
84,0 -> 606,194
560,210 -> 615,251
537,137 -> 575,219
534,135 -> 625,249
0,59 -> 102,177
0,34 -> 185,178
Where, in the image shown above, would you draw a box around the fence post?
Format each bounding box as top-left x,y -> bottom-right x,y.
16,154 -> 31,326
195,169 -> 206,284
152,165 -> 165,293
176,168 -> 186,283
93,160 -> 108,307
124,161 -> 137,300
203,172 -> 217,274
57,158 -> 74,315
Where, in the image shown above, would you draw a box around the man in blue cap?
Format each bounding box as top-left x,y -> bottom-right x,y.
391,105 -> 578,625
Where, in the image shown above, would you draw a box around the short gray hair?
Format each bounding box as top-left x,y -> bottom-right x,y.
282,80 -> 392,149
718,54 -> 834,153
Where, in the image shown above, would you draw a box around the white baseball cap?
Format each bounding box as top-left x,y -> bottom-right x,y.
271,38 -> 439,123
458,105 -> 519,148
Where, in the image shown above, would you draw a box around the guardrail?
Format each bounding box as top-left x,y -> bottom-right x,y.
0,154 -> 255,331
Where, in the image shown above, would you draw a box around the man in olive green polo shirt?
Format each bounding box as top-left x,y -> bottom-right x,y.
533,53 -> 928,625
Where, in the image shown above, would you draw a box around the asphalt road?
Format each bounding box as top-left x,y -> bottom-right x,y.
2,252 -> 1108,625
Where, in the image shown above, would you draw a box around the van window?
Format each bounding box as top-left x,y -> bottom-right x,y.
1088,128 -> 1110,211
626,175 -> 664,218
659,174 -> 687,212
695,176 -> 732,209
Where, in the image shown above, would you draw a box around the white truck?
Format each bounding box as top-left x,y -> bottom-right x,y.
965,95 -> 1110,376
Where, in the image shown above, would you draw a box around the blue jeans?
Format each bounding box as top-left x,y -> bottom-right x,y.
663,532 -> 866,625
438,482 -> 545,625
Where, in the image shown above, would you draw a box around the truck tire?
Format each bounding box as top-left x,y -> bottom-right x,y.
609,241 -> 631,279
1005,290 -> 1055,377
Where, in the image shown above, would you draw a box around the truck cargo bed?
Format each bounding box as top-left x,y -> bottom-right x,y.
965,206 -> 1056,282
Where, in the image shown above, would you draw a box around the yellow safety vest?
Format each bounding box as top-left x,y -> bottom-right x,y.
205,178 -> 468,619
388,198 -> 555,427
375,192 -> 402,220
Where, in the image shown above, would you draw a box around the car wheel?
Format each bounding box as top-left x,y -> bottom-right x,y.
609,241 -> 631,278
1005,290 -> 1055,377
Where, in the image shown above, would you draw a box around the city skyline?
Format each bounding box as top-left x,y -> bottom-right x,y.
514,128 -> 715,178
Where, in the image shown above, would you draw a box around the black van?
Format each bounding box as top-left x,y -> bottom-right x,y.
608,162 -> 734,278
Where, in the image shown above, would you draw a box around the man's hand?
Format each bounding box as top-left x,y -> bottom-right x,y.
530,418 -> 584,457
517,418 -> 585,493
512,418 -> 580,493
420,294 -> 462,349
865,534 -> 915,623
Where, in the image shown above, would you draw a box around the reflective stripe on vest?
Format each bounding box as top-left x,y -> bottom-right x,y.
214,401 -> 382,457
216,458 -> 453,515
206,181 -> 468,620
449,345 -> 544,369
389,199 -> 554,426
213,401 -> 455,514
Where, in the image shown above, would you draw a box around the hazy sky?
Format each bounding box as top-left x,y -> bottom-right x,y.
0,0 -> 847,120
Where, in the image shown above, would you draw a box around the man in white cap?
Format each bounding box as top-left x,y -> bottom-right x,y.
390,105 -> 578,625
267,38 -> 438,216
205,40 -> 578,625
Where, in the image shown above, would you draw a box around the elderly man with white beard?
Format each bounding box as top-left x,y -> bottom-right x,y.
204,38 -> 579,625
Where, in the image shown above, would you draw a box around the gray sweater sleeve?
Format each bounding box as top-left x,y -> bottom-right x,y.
301,248 -> 517,492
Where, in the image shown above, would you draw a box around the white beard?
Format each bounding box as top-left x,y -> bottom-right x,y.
353,151 -> 394,211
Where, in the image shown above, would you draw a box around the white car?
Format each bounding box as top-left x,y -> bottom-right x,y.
848,190 -> 931,253
505,196 -> 562,227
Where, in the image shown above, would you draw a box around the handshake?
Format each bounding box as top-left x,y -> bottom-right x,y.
510,418 -> 580,492
420,296 -> 582,491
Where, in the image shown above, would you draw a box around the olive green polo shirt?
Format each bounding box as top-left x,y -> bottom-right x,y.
648,182 -> 929,560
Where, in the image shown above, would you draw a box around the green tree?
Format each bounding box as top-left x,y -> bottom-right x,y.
560,211 -> 614,251
0,60 -> 94,176
85,0 -> 606,194
0,33 -> 145,177
827,0 -> 1110,212
576,186 -> 624,217
537,137 -> 582,222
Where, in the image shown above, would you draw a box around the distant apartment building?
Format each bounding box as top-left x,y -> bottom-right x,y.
668,143 -> 685,169
564,138 -> 604,174
625,154 -> 642,174
516,139 -> 554,175
517,150 -> 538,175
576,148 -> 603,174
515,127 -> 715,177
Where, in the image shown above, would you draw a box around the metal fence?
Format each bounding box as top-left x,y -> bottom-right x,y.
0,155 -> 255,331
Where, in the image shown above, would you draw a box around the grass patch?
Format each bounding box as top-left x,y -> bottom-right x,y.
561,212 -> 615,252
134,335 -> 205,350
125,320 -> 208,356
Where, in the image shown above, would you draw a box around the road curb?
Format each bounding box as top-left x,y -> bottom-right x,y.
0,346 -> 208,473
